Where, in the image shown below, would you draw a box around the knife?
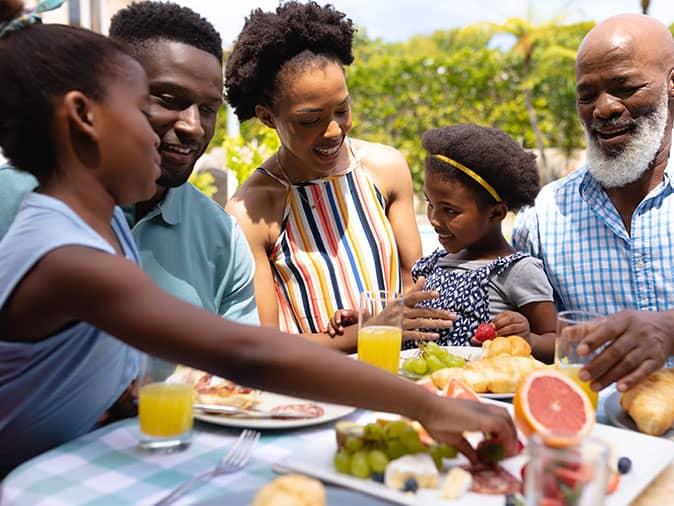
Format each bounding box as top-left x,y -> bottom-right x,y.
193,403 -> 312,419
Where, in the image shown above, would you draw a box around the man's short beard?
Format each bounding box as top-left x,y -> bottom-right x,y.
583,92 -> 669,189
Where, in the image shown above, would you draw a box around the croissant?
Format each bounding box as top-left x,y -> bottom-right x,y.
482,336 -> 532,359
620,368 -> 674,436
431,355 -> 545,394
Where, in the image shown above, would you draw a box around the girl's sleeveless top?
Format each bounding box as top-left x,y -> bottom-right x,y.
259,148 -> 402,334
411,249 -> 529,348
0,193 -> 141,470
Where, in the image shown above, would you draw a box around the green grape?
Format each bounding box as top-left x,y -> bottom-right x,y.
426,354 -> 445,373
400,428 -> 424,453
443,355 -> 465,368
350,450 -> 371,478
435,347 -> 449,358
401,358 -> 416,374
437,442 -> 458,459
334,449 -> 352,474
363,423 -> 384,443
344,436 -> 364,452
383,420 -> 409,439
385,439 -> 407,460
425,341 -> 440,354
410,357 -> 428,375
429,445 -> 444,471
368,449 -> 389,473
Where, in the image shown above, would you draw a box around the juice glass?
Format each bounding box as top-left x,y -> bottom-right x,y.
525,434 -> 610,506
357,291 -> 403,374
138,355 -> 194,451
555,310 -> 603,409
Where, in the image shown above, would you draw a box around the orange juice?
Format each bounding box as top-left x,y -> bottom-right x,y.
557,364 -> 598,409
138,382 -> 194,437
357,325 -> 402,374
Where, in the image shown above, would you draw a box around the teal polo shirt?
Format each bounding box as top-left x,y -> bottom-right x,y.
0,165 -> 258,324
125,183 -> 258,324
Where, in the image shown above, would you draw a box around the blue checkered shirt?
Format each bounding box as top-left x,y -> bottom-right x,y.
511,163 -> 674,315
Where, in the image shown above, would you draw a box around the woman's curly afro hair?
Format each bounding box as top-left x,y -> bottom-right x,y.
225,1 -> 355,122
423,124 -> 540,211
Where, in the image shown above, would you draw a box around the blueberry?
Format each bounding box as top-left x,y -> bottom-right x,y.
617,456 -> 632,474
402,477 -> 419,493
504,494 -> 524,506
371,472 -> 385,483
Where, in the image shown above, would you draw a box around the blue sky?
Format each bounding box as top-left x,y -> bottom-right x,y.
177,0 -> 674,46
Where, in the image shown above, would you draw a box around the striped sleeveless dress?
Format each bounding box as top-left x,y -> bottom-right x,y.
259,148 -> 402,334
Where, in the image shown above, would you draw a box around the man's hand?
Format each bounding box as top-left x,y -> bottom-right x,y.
576,310 -> 674,392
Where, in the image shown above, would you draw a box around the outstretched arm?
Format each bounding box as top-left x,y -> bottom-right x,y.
12,245 -> 518,461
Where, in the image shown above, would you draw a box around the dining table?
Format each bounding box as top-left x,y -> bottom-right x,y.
1,387 -> 672,506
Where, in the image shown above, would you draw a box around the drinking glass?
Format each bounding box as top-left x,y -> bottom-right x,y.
525,435 -> 610,506
357,291 -> 404,374
555,310 -> 603,409
138,355 -> 194,452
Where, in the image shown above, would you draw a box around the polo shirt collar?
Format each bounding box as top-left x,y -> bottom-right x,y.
122,186 -> 184,228
157,186 -> 183,226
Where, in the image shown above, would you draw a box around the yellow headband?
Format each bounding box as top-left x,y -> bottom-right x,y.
432,154 -> 502,203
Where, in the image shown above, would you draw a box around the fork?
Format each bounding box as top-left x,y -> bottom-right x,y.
153,429 -> 260,506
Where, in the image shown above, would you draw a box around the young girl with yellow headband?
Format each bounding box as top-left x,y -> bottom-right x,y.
414,124 -> 556,359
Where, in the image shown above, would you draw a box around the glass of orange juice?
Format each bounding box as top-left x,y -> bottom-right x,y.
357,291 -> 403,374
555,310 -> 604,410
138,356 -> 194,451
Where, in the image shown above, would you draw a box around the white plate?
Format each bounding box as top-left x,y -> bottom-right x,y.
194,391 -> 355,430
280,404 -> 674,506
399,346 -> 514,400
604,389 -> 674,440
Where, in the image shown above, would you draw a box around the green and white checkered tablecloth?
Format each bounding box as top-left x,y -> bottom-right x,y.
0,389 -> 619,506
0,415 -> 358,506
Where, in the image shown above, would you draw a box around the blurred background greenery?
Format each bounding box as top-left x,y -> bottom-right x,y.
204,16 -> 674,194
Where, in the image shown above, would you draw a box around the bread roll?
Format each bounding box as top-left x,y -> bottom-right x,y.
482,336 -> 532,359
431,355 -> 545,393
620,368 -> 674,436
252,474 -> 326,506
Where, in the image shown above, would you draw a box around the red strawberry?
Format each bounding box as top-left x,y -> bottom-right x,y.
474,323 -> 496,343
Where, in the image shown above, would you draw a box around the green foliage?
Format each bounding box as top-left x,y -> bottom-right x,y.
188,171 -> 217,197
219,18 -> 595,191
223,119 -> 281,184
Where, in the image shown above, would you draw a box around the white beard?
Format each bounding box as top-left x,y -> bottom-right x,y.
584,92 -> 669,189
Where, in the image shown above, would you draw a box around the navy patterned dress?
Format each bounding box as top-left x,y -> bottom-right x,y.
408,249 -> 529,348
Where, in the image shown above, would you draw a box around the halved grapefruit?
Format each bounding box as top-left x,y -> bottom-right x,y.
513,369 -> 594,447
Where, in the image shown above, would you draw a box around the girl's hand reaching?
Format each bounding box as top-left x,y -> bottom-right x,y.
420,394 -> 519,464
326,277 -> 456,341
469,311 -> 531,346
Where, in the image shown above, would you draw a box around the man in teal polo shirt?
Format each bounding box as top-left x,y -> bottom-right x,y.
0,2 -> 258,325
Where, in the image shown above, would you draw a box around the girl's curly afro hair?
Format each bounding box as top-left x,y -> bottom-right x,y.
423,124 -> 540,211
225,2 -> 355,122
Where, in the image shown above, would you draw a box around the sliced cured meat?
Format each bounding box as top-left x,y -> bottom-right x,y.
270,403 -> 325,419
462,463 -> 522,495
167,366 -> 260,409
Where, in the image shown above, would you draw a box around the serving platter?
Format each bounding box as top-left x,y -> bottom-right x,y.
399,346 -> 514,400
604,389 -> 674,440
279,405 -> 674,506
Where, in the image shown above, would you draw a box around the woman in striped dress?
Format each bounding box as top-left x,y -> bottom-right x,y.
225,2 -> 453,350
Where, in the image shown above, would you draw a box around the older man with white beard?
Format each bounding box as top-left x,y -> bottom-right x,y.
512,13 -> 674,393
